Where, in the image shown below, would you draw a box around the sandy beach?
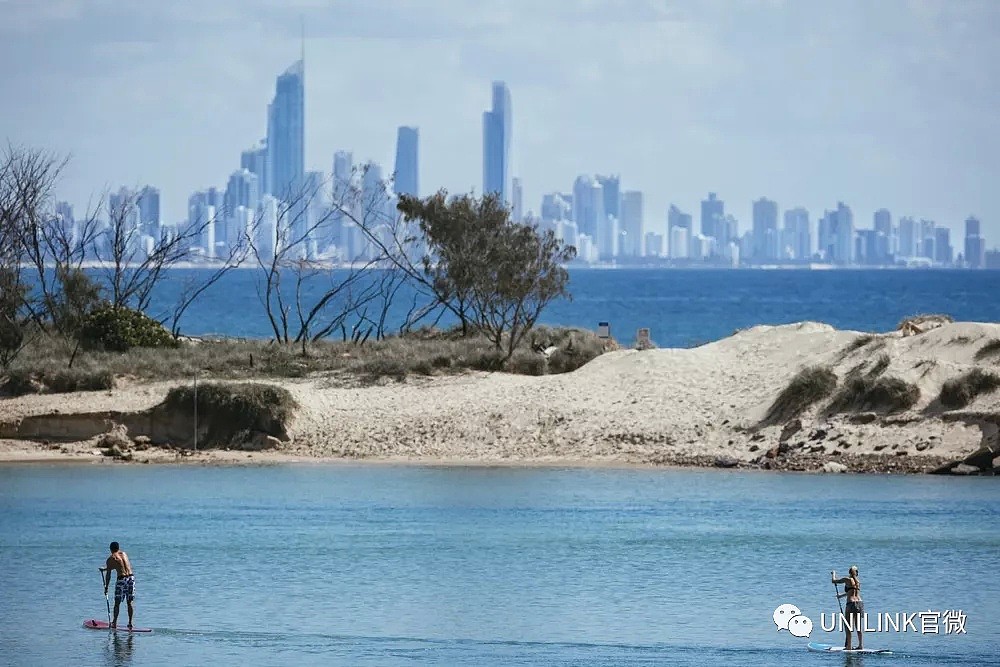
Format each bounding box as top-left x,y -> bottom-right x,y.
2,320 -> 999,473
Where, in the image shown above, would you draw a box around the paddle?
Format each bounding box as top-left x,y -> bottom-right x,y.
831,570 -> 844,616
99,567 -> 111,623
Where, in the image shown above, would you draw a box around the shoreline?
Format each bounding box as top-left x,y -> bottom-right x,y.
3,319 -> 999,476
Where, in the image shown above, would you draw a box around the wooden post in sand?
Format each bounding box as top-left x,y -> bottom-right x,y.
193,371 -> 198,452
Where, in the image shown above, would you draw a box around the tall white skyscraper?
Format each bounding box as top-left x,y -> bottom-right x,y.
482,81 -> 512,202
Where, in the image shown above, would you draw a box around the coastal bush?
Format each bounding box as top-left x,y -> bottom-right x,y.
163,382 -> 297,447
1,367 -> 114,396
78,305 -> 176,352
868,354 -> 891,378
974,339 -> 1000,362
939,369 -> 1000,409
826,375 -> 920,415
6,326 -> 611,392
762,365 -> 838,425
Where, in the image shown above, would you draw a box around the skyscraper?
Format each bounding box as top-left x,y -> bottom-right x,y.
873,209 -> 892,262
700,193 -> 724,244
783,207 -> 810,260
619,191 -> 643,257
596,175 -> 620,220
482,81 -> 512,202
898,216 -> 917,258
572,176 -> 603,240
241,141 -> 268,195
266,59 -> 304,202
136,186 -> 160,236
751,197 -> 779,260
965,216 -> 984,268
393,126 -> 419,197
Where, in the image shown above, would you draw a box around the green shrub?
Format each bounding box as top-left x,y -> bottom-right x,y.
45,369 -> 115,393
762,366 -> 838,425
355,357 -> 408,382
78,305 -> 176,352
939,369 -> 1000,409
1,367 -> 114,396
974,339 -> 1000,362
471,349 -> 506,372
163,382 -> 296,447
867,354 -> 891,378
507,349 -> 547,376
826,375 -> 920,414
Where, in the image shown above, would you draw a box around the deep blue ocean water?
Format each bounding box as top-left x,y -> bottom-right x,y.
130,268 -> 1000,346
0,465 -> 998,666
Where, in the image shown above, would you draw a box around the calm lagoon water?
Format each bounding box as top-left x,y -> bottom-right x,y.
1,464 -> 998,666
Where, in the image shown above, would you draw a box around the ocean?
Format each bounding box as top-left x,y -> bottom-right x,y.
0,465 -> 997,665
133,268 -> 1000,346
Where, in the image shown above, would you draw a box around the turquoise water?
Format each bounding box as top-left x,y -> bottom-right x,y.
1,465 -> 998,666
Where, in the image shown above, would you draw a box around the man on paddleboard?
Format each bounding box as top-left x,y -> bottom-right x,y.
832,566 -> 863,650
102,542 -> 136,629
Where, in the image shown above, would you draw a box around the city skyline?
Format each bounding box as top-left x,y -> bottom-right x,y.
2,1 -> 998,240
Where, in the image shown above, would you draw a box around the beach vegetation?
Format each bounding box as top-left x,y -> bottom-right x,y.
762,365 -> 838,425
826,375 -> 920,415
974,339 -> 1000,362
939,369 -> 1000,409
0,326 -> 612,396
397,191 -> 576,361
163,382 -> 296,448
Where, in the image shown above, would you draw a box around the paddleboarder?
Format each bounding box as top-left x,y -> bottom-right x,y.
832,566 -> 863,650
102,542 -> 136,630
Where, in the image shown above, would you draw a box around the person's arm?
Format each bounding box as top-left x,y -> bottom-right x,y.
103,559 -> 113,593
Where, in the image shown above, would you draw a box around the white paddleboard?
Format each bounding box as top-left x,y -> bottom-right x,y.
807,642 -> 891,654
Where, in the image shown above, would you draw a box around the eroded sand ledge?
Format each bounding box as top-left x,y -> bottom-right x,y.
2,321 -> 999,473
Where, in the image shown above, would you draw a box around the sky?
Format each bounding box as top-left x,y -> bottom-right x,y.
2,0 -> 998,242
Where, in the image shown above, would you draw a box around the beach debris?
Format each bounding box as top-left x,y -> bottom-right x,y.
821,461 -> 848,473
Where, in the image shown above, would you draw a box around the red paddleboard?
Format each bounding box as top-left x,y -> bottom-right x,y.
83,619 -> 152,633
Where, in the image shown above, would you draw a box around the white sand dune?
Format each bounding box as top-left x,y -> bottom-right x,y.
3,320 -> 999,469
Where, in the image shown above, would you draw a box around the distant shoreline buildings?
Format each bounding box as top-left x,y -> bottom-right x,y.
54,56 -> 997,270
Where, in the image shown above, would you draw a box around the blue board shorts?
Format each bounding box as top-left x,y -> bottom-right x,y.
115,575 -> 135,604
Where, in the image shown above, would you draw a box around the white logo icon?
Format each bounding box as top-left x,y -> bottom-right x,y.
773,603 -> 802,631
788,614 -> 813,637
774,603 -> 813,638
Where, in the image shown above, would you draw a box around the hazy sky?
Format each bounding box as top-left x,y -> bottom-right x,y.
3,0 -> 998,241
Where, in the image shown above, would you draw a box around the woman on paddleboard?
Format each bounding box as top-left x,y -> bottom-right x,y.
832,566 -> 863,650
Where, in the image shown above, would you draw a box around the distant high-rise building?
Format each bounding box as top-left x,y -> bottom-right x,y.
619,191 -> 643,257
667,205 -> 693,259
482,81 -> 512,202
919,219 -> 936,260
224,169 -> 259,215
596,175 -> 620,220
393,126 -> 419,197
572,176 -> 603,240
934,227 -> 952,265
898,216 -> 917,258
511,177 -> 523,221
752,198 -> 779,261
266,59 -> 304,201
964,216 -> 985,268
241,141 -> 268,195
819,202 -> 853,264
136,186 -> 160,234
541,193 -> 572,222
669,226 -> 690,260
700,192 -> 724,245
783,207 -> 811,260
873,209 -> 892,262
